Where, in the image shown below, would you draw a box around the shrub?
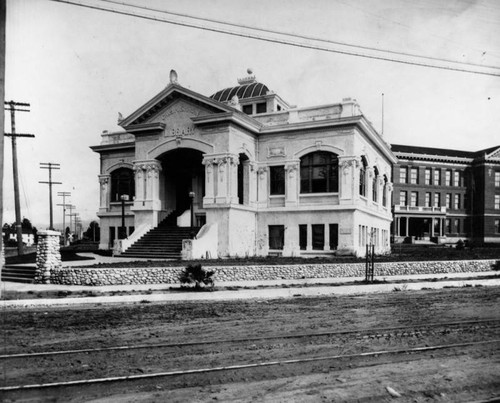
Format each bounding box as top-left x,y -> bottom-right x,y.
179,264 -> 215,290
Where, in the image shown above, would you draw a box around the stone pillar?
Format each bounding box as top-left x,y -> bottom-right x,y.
339,156 -> 360,202
202,157 -> 215,205
285,161 -> 299,207
366,167 -> 374,202
248,162 -> 257,206
229,155 -> 239,204
146,161 -> 162,207
257,166 -> 268,208
98,174 -> 110,212
386,182 -> 393,209
35,230 -> 62,284
216,157 -> 229,203
405,217 -> 409,237
133,162 -> 146,206
377,176 -> 384,205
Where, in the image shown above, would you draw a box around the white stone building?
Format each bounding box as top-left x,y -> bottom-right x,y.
91,71 -> 396,258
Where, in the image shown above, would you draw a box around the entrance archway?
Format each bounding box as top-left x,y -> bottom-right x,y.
160,148 -> 205,218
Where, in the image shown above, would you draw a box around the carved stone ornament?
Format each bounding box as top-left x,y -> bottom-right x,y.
366,167 -> 374,179
99,176 -> 110,186
268,147 -> 285,158
378,176 -> 385,186
386,183 -> 394,192
257,167 -> 268,179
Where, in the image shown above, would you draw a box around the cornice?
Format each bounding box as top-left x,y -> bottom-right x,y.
90,142 -> 135,153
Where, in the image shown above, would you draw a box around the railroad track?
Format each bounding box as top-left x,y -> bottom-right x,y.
1,318 -> 500,398
2,318 -> 500,359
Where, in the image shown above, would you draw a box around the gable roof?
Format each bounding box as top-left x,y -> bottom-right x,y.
119,83 -> 237,128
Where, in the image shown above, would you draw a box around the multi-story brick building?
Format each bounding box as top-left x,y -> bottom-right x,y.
391,144 -> 500,244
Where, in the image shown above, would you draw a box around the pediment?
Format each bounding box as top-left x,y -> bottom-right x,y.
486,147 -> 500,161
119,84 -> 232,129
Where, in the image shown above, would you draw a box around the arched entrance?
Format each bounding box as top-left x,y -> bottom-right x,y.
159,148 -> 205,222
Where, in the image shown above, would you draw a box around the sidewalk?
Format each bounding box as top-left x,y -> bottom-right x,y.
2,271 -> 499,308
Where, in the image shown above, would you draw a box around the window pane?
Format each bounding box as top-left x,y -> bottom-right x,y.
329,224 -> 338,250
269,225 -> 284,250
312,224 -> 324,250
270,166 -> 285,195
299,225 -> 307,250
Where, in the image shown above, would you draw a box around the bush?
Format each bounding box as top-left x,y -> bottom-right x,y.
179,264 -> 215,290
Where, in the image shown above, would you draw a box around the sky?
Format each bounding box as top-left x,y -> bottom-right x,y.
3,0 -> 500,230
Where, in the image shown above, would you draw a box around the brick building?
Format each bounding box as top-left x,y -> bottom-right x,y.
391,144 -> 500,244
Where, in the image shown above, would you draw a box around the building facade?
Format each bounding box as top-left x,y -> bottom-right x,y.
91,71 -> 396,258
392,144 -> 500,244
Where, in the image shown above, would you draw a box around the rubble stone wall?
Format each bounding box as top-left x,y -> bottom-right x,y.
49,259 -> 499,286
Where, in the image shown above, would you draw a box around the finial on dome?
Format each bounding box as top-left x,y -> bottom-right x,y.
169,69 -> 178,84
238,68 -> 256,85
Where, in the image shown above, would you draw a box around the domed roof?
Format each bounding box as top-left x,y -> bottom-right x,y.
210,82 -> 270,103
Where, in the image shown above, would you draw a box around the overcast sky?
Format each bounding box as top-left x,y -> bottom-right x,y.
4,0 -> 500,230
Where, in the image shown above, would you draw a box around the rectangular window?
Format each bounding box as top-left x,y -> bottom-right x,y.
329,224 -> 339,250
454,194 -> 460,210
256,102 -> 267,114
434,169 -> 441,186
242,104 -> 253,115
399,167 -> 407,184
299,224 -> 307,250
434,193 -> 440,207
495,172 -> 500,188
425,168 -> 432,185
495,195 -> 500,210
400,191 -> 407,206
410,168 -> 418,184
454,171 -> 460,187
495,219 -> 500,234
109,226 -> 116,248
445,219 -> 451,234
445,170 -> 451,186
269,225 -> 284,250
446,193 -> 452,209
455,219 -> 460,234
410,191 -> 418,207
425,192 -> 431,207
312,224 -> 324,250
270,166 -> 285,195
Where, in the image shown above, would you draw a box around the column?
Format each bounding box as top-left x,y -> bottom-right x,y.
366,167 -> 374,202
216,157 -> 228,203
202,157 -> 215,204
133,162 -> 145,207
229,155 -> 239,204
405,217 -> 409,237
247,162 -> 257,206
431,217 -> 435,237
257,166 -> 268,208
98,174 -> 110,212
145,161 -> 162,205
285,161 -> 299,207
338,156 -> 360,202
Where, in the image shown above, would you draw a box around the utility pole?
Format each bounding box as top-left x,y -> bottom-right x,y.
4,100 -> 35,255
1,0 -> 6,298
57,191 -> 71,245
39,162 -> 61,230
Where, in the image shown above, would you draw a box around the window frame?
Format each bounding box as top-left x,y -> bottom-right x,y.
269,165 -> 285,196
110,167 -> 135,203
300,151 -> 339,194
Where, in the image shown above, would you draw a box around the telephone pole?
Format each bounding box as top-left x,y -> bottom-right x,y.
66,205 -> 75,242
4,100 -> 35,255
57,191 -> 71,245
39,162 -> 61,230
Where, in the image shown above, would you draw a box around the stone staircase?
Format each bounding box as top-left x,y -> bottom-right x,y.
119,213 -> 200,259
1,265 -> 36,283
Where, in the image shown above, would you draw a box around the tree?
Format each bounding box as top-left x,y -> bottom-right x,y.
83,221 -> 100,242
21,217 -> 33,230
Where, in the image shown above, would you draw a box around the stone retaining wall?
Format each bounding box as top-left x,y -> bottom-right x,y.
36,230 -> 62,284
49,259 -> 499,286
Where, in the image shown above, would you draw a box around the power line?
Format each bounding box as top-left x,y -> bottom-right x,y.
48,0 -> 500,77
99,0 -> 500,71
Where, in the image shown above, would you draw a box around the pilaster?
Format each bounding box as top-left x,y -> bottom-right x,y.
257,166 -> 268,208
338,156 -> 360,204
98,174 -> 110,212
285,161 -> 299,207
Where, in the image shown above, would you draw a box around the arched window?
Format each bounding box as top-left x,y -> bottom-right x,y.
300,151 -> 338,193
110,168 -> 135,202
359,157 -> 367,197
372,167 -> 379,202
